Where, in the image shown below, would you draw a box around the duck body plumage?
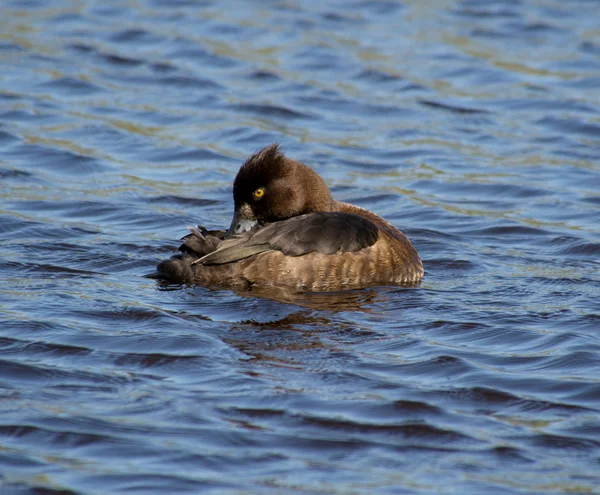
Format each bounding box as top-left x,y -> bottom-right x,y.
156,145 -> 423,291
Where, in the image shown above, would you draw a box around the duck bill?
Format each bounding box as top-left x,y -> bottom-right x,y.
225,210 -> 258,238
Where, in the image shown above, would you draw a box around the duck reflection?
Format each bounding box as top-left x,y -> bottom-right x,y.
233,285 -> 382,313
155,277 -> 419,313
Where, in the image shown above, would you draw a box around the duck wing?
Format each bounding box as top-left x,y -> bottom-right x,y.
197,212 -> 378,265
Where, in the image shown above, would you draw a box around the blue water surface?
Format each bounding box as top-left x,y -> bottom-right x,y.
1,0 -> 599,493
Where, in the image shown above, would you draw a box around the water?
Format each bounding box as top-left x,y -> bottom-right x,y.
1,0 -> 600,493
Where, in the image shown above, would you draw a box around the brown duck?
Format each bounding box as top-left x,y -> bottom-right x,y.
156,144 -> 423,291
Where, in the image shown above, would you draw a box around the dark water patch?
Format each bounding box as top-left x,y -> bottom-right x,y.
350,0 -> 404,15
371,355 -> 475,381
345,193 -> 404,208
0,91 -> 22,102
419,99 -> 490,114
320,11 -> 364,25
4,143 -> 109,176
581,195 -> 600,206
417,180 -> 550,201
165,46 -> 239,69
10,199 -> 122,220
0,423 -> 140,451
580,41 -> 600,56
558,422 -> 600,441
109,28 -> 163,45
354,68 -> 403,84
0,41 -> 24,52
46,329 -> 227,366
146,195 -> 221,208
98,72 -> 222,98
294,93 -> 413,119
546,56 -> 600,74
523,21 -> 562,33
159,74 -> 222,90
113,352 -> 207,371
336,150 -> 438,170
0,216 -> 98,239
551,146 -> 600,163
205,21 -> 254,38
34,415 -> 183,444
88,4 -> 132,17
548,236 -> 600,257
145,146 -> 232,164
246,70 -> 282,82
537,116 -> 600,139
4,482 -> 81,495
522,433 -> 600,453
68,43 -> 146,68
100,53 -> 145,67
482,20 -> 570,46
150,61 -> 177,73
49,10 -> 86,24
526,351 -> 600,374
453,5 -> 520,20
5,240 -> 93,269
0,129 -> 21,146
80,472 -> 235,494
68,306 -> 192,330
148,0 -> 212,7
408,227 -> 463,242
470,27 -> 513,39
460,224 -> 551,238
37,77 -> 104,97
0,451 -> 48,473
284,399 -> 447,426
330,148 -> 399,168
65,43 -> 93,54
0,358 -> 131,386
50,122 -> 154,157
426,259 -> 478,273
295,414 -> 477,447
401,82 -> 430,93
0,338 -> 92,363
469,375 -> 600,408
233,103 -> 315,121
0,319 -> 77,337
429,386 -> 535,415
125,110 -> 199,129
563,382 -> 600,406
439,64 -> 519,87
6,261 -> 100,278
498,396 -> 594,418
0,167 -> 31,180
293,47 -> 356,73
423,319 -> 501,339
490,445 -> 533,464
446,326 -> 582,354
5,0 -> 48,8
491,97 -> 596,114
388,400 -> 443,418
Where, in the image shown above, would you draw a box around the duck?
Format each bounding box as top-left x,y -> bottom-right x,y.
156,144 -> 423,291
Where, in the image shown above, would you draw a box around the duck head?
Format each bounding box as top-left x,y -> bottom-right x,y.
226,144 -> 334,237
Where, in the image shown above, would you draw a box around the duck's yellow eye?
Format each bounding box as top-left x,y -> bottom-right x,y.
253,188 -> 265,200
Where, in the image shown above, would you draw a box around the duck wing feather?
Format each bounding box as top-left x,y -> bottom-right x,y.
197,212 -> 379,265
